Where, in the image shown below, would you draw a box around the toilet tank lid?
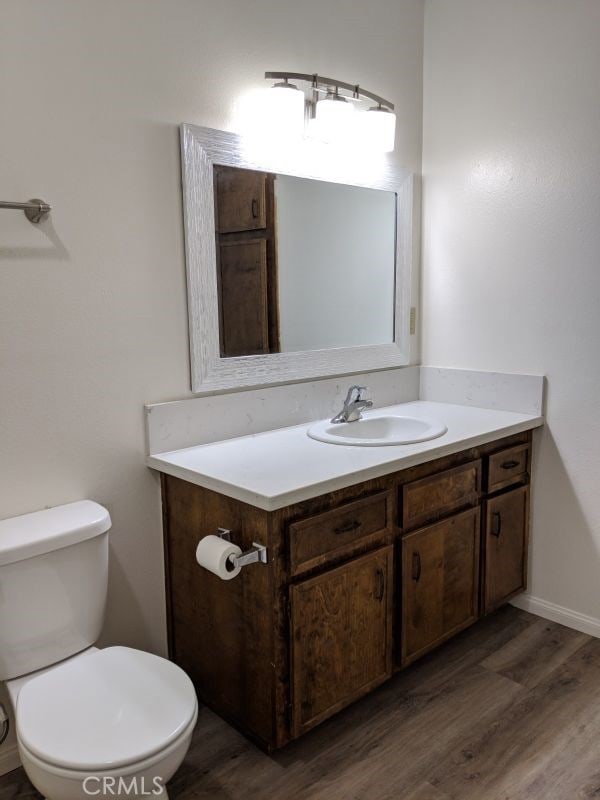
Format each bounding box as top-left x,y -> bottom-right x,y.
0,501 -> 111,567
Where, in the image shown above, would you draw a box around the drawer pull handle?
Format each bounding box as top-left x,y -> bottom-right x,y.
501,459 -> 520,470
491,512 -> 502,537
334,519 -> 361,534
375,568 -> 385,601
251,198 -> 259,219
412,551 -> 421,582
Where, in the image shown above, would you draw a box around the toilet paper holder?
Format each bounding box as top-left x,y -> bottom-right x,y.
216,528 -> 268,568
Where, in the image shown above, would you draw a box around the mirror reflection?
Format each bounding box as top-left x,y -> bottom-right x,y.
213,165 -> 397,357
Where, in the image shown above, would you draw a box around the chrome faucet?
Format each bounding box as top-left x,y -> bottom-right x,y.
331,385 -> 373,424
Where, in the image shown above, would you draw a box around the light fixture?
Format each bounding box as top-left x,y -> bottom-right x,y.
250,71 -> 397,153
313,87 -> 355,145
261,79 -> 305,139
359,105 -> 396,153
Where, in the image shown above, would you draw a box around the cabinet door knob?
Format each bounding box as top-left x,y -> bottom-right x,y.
491,511 -> 502,537
375,568 -> 385,601
501,459 -> 520,470
251,198 -> 259,219
334,519 -> 361,534
412,551 -> 421,582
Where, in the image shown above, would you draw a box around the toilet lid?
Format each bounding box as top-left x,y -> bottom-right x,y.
16,647 -> 197,771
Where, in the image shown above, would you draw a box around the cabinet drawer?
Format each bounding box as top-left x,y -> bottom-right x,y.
486,444 -> 530,493
289,492 -> 392,576
401,460 -> 481,530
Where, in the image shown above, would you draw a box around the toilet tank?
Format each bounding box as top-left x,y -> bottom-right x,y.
0,501 -> 111,681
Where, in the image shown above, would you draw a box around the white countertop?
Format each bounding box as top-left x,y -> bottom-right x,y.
147,400 -> 543,511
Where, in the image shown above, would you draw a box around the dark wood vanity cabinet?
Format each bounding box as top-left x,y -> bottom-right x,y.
161,429 -> 533,751
213,165 -> 280,356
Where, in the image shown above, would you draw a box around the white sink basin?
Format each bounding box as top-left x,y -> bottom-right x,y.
307,413 -> 447,447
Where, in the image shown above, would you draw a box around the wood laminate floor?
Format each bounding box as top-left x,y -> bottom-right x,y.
2,608 -> 599,800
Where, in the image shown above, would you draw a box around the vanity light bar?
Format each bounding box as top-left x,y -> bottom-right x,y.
264,71 -> 395,111
261,71 -> 397,152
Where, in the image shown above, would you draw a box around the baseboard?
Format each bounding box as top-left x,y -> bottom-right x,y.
511,594 -> 600,638
0,743 -> 20,776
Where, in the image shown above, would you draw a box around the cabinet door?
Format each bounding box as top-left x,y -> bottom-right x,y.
290,546 -> 393,737
484,485 -> 529,613
218,240 -> 269,356
215,166 -> 267,232
401,507 -> 480,665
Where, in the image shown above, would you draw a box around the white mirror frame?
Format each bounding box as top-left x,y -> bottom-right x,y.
181,123 -> 414,394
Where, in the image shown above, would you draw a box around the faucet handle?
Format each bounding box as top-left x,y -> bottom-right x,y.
344,384 -> 369,404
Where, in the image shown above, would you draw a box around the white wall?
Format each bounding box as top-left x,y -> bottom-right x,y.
0,1 -> 422,766
276,175 -> 396,351
1,0 -> 423,687
422,0 -> 600,627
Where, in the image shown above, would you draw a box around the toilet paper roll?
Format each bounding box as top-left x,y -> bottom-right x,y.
195,535 -> 242,581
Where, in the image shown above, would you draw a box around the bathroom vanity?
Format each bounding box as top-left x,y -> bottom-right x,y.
149,125 -> 543,752
154,405 -> 537,752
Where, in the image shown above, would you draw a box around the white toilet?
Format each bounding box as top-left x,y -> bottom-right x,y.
0,500 -> 198,800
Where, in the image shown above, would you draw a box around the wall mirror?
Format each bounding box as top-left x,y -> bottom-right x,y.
181,124 -> 414,393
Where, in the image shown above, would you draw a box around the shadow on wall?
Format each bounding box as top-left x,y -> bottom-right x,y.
98,540 -> 153,653
0,683 -> 17,771
0,217 -> 69,261
530,424 -> 600,615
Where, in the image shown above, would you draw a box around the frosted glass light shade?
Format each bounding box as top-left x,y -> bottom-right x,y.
236,84 -> 305,141
313,96 -> 355,144
359,107 -> 396,152
261,84 -> 305,139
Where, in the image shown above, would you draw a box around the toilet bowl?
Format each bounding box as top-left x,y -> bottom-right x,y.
17,714 -> 196,800
0,501 -> 198,799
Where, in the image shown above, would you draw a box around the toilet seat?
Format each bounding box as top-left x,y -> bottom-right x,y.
16,646 -> 198,772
